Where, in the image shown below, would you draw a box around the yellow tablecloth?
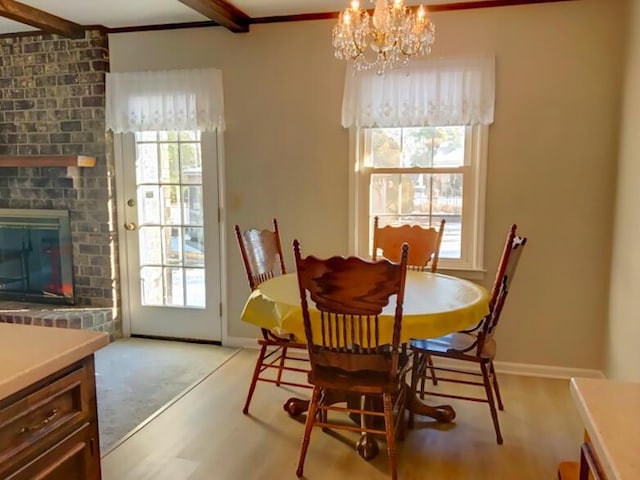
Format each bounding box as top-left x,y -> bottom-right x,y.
241,271 -> 489,344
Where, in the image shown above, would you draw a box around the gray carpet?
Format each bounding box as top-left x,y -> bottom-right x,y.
94,337 -> 238,454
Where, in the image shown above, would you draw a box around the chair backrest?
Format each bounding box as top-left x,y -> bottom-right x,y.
480,224 -> 527,348
235,219 -> 286,291
294,240 -> 409,379
372,217 -> 445,272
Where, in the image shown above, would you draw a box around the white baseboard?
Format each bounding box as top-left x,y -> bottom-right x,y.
223,335 -> 260,349
224,335 -> 605,380
493,360 -> 604,379
433,357 -> 604,380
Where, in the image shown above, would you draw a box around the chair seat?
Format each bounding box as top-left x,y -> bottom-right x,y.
270,326 -> 303,341
410,332 -> 497,360
258,336 -> 306,349
308,354 -> 410,394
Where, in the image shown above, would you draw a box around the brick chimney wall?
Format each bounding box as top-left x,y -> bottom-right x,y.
0,30 -> 120,327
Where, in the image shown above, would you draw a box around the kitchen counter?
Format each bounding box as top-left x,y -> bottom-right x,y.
0,322 -> 109,400
570,377 -> 640,480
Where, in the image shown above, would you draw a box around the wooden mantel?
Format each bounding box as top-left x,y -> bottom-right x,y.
0,155 -> 96,167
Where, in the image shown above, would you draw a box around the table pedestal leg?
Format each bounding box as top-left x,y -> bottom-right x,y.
284,385 -> 455,422
284,397 -> 309,417
283,383 -> 456,460
407,388 -> 456,423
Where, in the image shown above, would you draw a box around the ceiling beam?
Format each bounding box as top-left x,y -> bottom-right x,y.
250,0 -> 575,24
427,0 -> 576,12
177,0 -> 250,33
0,0 -> 84,39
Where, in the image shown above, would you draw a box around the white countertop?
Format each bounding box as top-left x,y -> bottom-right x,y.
0,323 -> 109,401
570,377 -> 640,480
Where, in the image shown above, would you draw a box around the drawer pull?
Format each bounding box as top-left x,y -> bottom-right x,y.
18,408 -> 59,434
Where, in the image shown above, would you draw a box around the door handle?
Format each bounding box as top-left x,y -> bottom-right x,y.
125,222 -> 137,231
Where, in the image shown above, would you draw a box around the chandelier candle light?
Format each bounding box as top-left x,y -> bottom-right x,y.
332,0 -> 435,75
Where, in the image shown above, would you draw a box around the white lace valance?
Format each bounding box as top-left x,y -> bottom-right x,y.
106,68 -> 225,133
342,56 -> 495,128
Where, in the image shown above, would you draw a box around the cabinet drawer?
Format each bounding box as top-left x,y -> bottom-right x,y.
5,422 -> 99,480
0,364 -> 90,467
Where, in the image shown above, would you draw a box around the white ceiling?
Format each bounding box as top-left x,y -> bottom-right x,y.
0,0 -> 504,35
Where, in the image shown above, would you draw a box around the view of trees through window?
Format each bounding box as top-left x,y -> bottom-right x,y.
368,126 -> 466,259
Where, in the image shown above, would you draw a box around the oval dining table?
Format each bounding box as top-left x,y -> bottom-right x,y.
241,269 -> 490,423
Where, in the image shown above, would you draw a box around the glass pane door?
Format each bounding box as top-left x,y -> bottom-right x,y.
117,131 -> 221,341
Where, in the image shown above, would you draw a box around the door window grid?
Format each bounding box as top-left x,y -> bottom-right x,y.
134,131 -> 206,308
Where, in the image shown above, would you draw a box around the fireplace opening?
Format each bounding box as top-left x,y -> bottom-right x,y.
0,209 -> 74,305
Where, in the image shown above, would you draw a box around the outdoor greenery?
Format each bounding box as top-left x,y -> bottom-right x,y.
369,126 -> 465,219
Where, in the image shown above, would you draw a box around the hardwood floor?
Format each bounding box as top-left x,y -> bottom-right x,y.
101,349 -> 583,480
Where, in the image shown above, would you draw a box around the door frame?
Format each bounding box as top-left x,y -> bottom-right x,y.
112,131 -> 228,343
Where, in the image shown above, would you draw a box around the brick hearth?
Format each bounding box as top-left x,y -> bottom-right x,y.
0,302 -> 114,338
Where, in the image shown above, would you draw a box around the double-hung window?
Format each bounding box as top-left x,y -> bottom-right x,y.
343,57 -> 495,272
352,125 -> 488,271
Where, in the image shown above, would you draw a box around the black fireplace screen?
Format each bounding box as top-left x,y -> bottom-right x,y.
0,209 -> 74,304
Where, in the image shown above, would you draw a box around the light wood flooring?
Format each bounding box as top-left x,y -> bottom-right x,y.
101,348 -> 584,480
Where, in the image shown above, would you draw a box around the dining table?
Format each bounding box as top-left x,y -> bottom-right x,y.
241,269 -> 490,423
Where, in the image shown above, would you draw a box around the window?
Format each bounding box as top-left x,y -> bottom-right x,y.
351,125 -> 488,271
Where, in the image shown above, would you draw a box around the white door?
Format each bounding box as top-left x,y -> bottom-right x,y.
115,131 -> 222,342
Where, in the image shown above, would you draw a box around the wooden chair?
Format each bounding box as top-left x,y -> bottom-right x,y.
374,216 -> 445,384
235,219 -> 309,415
293,240 -> 410,480
409,224 -> 527,444
373,216 -> 445,272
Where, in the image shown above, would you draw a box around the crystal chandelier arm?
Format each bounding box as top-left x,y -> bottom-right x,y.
349,30 -> 367,59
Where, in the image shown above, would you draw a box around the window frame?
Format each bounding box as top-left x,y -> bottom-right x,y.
348,125 -> 489,273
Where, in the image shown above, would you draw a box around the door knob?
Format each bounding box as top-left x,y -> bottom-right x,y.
125,222 -> 137,231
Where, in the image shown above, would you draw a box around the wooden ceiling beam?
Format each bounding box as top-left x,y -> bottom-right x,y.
427,0 -> 576,12
0,0 -> 84,39
249,0 -> 576,25
177,0 -> 250,33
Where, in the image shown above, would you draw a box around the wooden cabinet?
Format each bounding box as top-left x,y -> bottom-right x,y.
0,355 -> 101,479
558,431 -> 606,480
557,377 -> 640,480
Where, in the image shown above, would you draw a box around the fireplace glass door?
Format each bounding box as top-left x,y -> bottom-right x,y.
0,209 -> 74,304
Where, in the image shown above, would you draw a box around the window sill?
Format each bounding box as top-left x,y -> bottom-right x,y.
438,268 -> 486,281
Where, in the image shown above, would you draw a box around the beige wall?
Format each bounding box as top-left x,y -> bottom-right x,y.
607,0 -> 640,381
109,0 -> 626,370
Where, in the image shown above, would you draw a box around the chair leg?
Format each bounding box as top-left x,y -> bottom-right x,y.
397,385 -> 407,442
427,354 -> 438,386
319,389 -> 328,427
276,346 -> 287,386
417,353 -> 436,398
481,361 -> 503,444
383,393 -> 398,480
296,386 -> 321,478
242,343 -> 268,415
408,353 -> 421,429
490,361 -> 504,410
418,353 -> 426,399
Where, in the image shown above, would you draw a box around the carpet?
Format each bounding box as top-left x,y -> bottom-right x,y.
94,337 -> 238,454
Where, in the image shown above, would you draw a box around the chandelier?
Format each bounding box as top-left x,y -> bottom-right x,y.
332,0 -> 435,75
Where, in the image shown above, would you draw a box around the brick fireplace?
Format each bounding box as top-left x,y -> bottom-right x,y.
0,30 -> 120,337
